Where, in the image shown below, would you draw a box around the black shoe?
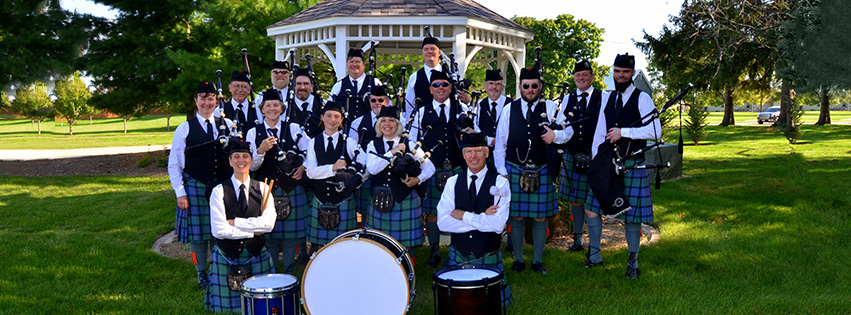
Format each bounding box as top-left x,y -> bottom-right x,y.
626,265 -> 640,279
197,271 -> 209,290
568,242 -> 584,252
582,259 -> 604,268
511,261 -> 526,272
531,262 -> 546,275
427,244 -> 441,267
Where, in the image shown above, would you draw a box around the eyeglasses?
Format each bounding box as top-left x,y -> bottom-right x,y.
369,98 -> 386,103
272,70 -> 288,74
521,83 -> 540,90
431,82 -> 451,88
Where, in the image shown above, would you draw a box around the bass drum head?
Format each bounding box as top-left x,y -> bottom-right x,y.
302,237 -> 410,315
241,274 -> 299,297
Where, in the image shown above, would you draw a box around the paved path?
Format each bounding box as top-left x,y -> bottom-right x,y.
0,144 -> 171,161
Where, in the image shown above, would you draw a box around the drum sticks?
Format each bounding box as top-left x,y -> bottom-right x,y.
261,179 -> 275,214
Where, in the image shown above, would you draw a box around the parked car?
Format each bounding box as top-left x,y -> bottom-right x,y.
757,106 -> 781,124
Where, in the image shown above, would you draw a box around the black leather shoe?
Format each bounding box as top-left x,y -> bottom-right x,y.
427,252 -> 441,267
197,271 -> 209,290
568,242 -> 584,252
511,261 -> 526,272
531,262 -> 546,275
626,266 -> 640,279
582,259 -> 604,268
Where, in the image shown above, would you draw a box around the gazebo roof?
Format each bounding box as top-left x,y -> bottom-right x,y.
269,0 -> 529,31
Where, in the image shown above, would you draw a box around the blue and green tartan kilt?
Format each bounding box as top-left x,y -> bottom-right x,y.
307,197 -> 358,246
267,185 -> 309,240
445,246 -> 513,307
175,174 -> 213,244
365,190 -> 425,248
585,159 -> 654,223
506,162 -> 559,218
355,178 -> 372,217
205,245 -> 275,313
557,153 -> 591,204
422,166 -> 463,215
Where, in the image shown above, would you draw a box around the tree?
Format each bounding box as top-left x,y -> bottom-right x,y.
684,102 -> 709,144
11,83 -> 54,134
1,91 -> 11,110
511,14 -> 607,99
54,72 -> 93,135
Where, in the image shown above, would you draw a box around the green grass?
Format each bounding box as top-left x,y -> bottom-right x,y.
697,110 -> 851,125
0,115 -> 178,149
1,124 -> 850,313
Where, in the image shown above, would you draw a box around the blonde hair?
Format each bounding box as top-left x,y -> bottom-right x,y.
375,117 -> 403,138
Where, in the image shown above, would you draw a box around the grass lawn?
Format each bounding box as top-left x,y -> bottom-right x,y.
1,124 -> 850,313
699,110 -> 851,125
0,115 -> 178,149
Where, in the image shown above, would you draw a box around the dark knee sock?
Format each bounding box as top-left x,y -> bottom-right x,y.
570,204 -> 585,245
280,239 -> 299,271
587,216 -> 603,263
189,241 -> 209,273
625,223 -> 641,268
508,218 -> 525,262
265,239 -> 281,265
531,220 -> 548,264
425,221 -> 440,246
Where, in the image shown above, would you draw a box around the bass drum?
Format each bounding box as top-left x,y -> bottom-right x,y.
301,228 -> 415,315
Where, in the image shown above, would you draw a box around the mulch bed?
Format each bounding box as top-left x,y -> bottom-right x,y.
0,151 -> 168,177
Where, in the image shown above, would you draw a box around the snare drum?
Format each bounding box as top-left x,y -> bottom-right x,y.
240,274 -> 299,315
302,228 -> 415,315
432,264 -> 504,315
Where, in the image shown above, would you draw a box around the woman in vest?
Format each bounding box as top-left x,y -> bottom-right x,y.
365,106 -> 435,260
205,141 -> 277,313
246,89 -> 310,273
349,85 -> 389,221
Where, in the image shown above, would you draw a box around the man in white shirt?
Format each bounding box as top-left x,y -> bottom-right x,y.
328,48 -> 382,120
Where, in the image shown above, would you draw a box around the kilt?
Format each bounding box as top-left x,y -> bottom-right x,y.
355,178 -> 372,216
422,166 -> 463,215
506,162 -> 558,218
205,245 -> 275,313
557,153 -> 591,204
365,190 -> 425,248
445,246 -> 513,307
585,159 -> 654,223
175,174 -> 213,243
267,185 -> 309,240
307,197 -> 358,246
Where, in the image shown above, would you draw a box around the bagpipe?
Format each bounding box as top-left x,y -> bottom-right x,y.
588,83 -> 693,218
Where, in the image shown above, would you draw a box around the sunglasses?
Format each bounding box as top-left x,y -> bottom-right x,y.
369,98 -> 386,103
521,83 -> 540,90
431,82 -> 451,88
272,70 -> 288,74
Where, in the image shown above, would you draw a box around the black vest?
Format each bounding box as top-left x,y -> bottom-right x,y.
216,180 -> 266,259
451,169 -> 502,257
371,138 -> 416,202
565,89 -> 603,154
224,99 -> 259,135
419,101 -> 463,168
336,75 -> 372,119
413,68 -> 434,106
476,96 -> 512,138
184,117 -> 230,184
355,113 -> 379,150
291,96 -> 323,138
506,100 -> 548,166
253,124 -> 301,193
604,89 -> 646,157
310,133 -> 354,204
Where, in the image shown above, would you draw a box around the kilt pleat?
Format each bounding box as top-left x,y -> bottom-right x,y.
175,174 -> 213,243
205,245 -> 275,313
557,153 -> 591,204
585,159 -> 654,223
422,166 -> 463,215
267,185 -> 309,240
306,197 -> 358,246
506,162 -> 558,218
365,190 -> 425,247
445,246 -> 513,307
355,179 -> 372,217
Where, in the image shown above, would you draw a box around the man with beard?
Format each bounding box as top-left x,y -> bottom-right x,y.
252,60 -> 291,118
558,60 -> 606,254
328,48 -> 383,120
584,53 -> 660,279
217,71 -> 261,135
290,68 -> 324,138
494,66 -> 573,274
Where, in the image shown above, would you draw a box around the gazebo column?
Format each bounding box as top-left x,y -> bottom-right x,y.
503,50 -> 525,93
334,26 -> 348,80
452,26 -> 467,78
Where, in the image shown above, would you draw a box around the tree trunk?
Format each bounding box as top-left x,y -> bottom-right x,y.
720,87 -> 735,126
90,116 -> 93,125
68,119 -> 74,135
166,114 -> 172,132
37,120 -> 41,134
60,119 -> 63,127
124,118 -> 128,134
777,79 -> 793,127
31,119 -> 34,127
816,86 -> 831,125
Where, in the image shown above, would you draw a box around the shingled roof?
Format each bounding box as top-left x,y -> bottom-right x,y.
268,0 -> 529,31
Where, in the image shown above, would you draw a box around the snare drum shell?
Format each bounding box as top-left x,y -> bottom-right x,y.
433,265 -> 504,315
241,274 -> 300,315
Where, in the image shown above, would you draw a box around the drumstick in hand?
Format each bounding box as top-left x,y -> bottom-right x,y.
261,179 -> 275,214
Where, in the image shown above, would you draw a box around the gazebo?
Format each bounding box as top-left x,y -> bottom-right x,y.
266,0 -> 534,89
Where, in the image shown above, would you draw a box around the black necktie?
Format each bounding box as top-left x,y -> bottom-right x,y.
525,101 -> 534,124
326,136 -> 334,153
490,101 -> 498,118
302,102 -> 309,113
238,183 -> 247,213
268,128 -> 278,139
579,92 -> 588,113
439,104 -> 447,123
205,119 -> 214,139
352,79 -> 358,91
469,175 -> 478,200
237,103 -> 246,125
616,92 -> 623,111
387,140 -> 394,151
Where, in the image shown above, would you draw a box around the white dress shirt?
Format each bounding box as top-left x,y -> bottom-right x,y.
402,63 -> 443,122
246,120 -> 310,171
365,136 -> 436,182
305,130 -> 367,180
436,166 -> 511,234
473,94 -> 508,146
327,73 -> 383,103
212,98 -> 261,124
348,111 -> 379,146
590,84 -> 661,158
409,99 -> 470,142
209,176 -> 277,239
493,98 -> 574,175
167,113 -> 234,198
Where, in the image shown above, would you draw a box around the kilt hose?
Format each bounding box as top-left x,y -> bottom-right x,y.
365,190 -> 425,248
205,245 -> 275,313
585,158 -> 654,223
445,246 -> 513,307
355,178 -> 372,218
557,153 -> 591,204
307,197 -> 358,246
422,166 -> 464,215
267,185 -> 309,240
506,162 -> 559,218
175,174 -> 213,243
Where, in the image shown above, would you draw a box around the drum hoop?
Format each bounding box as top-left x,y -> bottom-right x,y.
240,274 -> 299,296
301,237 -> 410,315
